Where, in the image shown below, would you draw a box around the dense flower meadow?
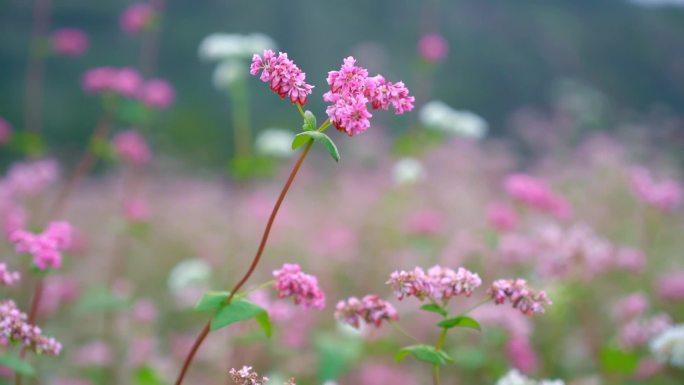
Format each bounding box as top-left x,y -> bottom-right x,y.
1,2 -> 684,385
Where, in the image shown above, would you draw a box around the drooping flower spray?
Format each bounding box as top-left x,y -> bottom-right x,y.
173,51 -> 414,385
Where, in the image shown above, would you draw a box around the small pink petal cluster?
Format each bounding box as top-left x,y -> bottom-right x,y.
487,202 -> 519,232
503,174 -> 572,219
0,117 -> 12,145
656,271 -> 684,301
50,28 -> 89,57
228,366 -> 269,385
123,196 -> 150,222
82,68 -> 174,108
418,33 -> 449,62
334,294 -> 398,329
0,300 -> 62,356
120,3 -> 155,34
488,279 -> 551,316
613,292 -> 649,322
5,159 -> 59,196
505,335 -> 539,374
324,57 -> 414,136
250,50 -> 314,105
618,313 -> 672,349
406,209 -> 444,235
138,78 -> 175,109
387,265 -> 481,302
630,166 -> 682,211
0,263 -> 20,286
10,221 -> 73,270
272,263 -> 325,309
112,130 -> 152,166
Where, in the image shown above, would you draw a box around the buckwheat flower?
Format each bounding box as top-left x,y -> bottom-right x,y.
335,295 -> 398,329
392,157 -> 426,186
613,292 -> 649,322
82,67 -> 117,93
630,166 -> 682,211
272,263 -> 325,309
505,335 -> 538,374
81,67 -> 143,98
120,3 -> 154,35
255,128 -> 296,158
650,324 -> 684,368
11,221 -> 73,270
0,300 -> 62,356
250,50 -> 314,105
418,33 -> 449,62
138,78 -> 175,109
503,174 -> 572,219
112,67 -> 144,98
324,92 -> 373,136
387,267 -> 431,301
73,340 -> 113,367
427,266 -> 482,300
619,313 -> 672,349
0,117 -> 12,145
229,366 -> 268,385
656,271 -> 684,301
123,196 -> 150,222
487,202 -> 519,232
50,28 -> 89,57
488,279 -> 551,316
113,130 -> 151,166
0,263 -> 20,286
6,159 -> 59,196
419,101 -> 487,139
406,209 -> 444,236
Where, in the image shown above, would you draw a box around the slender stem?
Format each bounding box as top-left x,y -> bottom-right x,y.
461,298 -> 491,315
391,321 -> 420,343
23,0 -> 52,134
15,278 -> 44,385
173,140 -> 314,385
296,102 -> 305,118
432,327 -> 448,385
241,280 -> 276,296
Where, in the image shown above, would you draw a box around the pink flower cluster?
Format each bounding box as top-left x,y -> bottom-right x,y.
0,263 -> 20,286
272,263 -> 325,309
418,33 -> 449,62
387,265 -> 482,302
488,279 -> 551,316
10,221 -> 73,270
50,28 -> 89,57
0,117 -> 12,145
656,271 -> 684,301
630,166 -> 682,211
503,173 -> 572,219
120,3 -> 155,35
5,159 -> 59,196
618,313 -> 672,349
334,294 -> 398,329
324,56 -> 414,136
228,366 -> 269,385
0,300 -> 62,356
82,67 -> 174,108
112,130 -> 152,166
487,202 -> 519,232
250,50 -> 314,105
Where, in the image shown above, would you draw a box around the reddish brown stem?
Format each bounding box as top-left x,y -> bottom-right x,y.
15,279 -> 44,385
173,140 -> 314,385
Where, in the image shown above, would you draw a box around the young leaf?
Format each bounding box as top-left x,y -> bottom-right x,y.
420,303 -> 448,317
291,131 -> 341,162
302,110 -> 317,131
395,345 -> 454,366
195,291 -> 230,311
291,132 -> 312,150
0,354 -> 35,376
210,297 -> 272,337
437,316 -> 481,331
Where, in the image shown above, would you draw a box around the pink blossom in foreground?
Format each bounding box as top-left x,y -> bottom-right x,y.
656,271 -> 684,301
0,300 -> 62,355
50,28 -> 89,56
487,202 -> 519,232
426,265 -> 482,300
418,33 -> 449,62
120,3 -> 155,34
503,173 -> 572,219
0,117 -> 12,144
386,267 -> 431,300
488,278 -> 551,316
113,130 -> 152,166
335,295 -> 398,329
228,366 -> 268,385
250,50 -> 314,105
272,263 -> 325,309
138,78 -> 175,109
505,335 -> 538,374
618,313 -> 671,349
10,221 -> 73,270
630,166 -> 682,211
0,263 -> 20,286
324,57 -> 414,136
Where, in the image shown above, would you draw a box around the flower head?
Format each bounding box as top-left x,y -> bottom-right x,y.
120,3 -> 155,34
335,295 -> 398,329
0,117 -> 12,145
138,79 -> 175,109
250,50 -> 313,105
488,279 -> 551,316
113,130 -> 151,166
487,202 -> 519,232
81,67 -> 143,98
0,300 -> 62,355
272,263 -> 325,309
427,266 -> 482,300
386,267 -> 431,300
630,166 -> 682,211
503,174 -> 571,219
650,324 -> 684,368
0,263 -> 20,286
51,28 -> 89,56
10,221 -> 73,270
229,366 -> 268,385
418,33 -> 449,62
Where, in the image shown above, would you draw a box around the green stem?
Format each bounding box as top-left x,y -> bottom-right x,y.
432,327 -> 448,385
241,280 -> 276,296
317,119 -> 332,133
296,102 -> 305,118
391,321 -> 420,343
461,298 -> 491,315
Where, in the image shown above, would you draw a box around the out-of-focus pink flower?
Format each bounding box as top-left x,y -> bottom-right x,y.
633,358 -> 664,380
10,221 -> 73,270
0,263 -> 20,287
488,278 -> 551,316
0,117 -> 13,144
53,379 -> 92,385
6,159 -> 59,196
229,366 -> 269,385
418,33 -> 449,62
273,263 -> 325,309
138,78 -> 175,109
113,130 -> 151,166
630,166 -> 682,211
335,295 -> 398,329
497,233 -> 535,265
132,299 -> 157,324
406,209 -> 444,235
613,293 -> 649,322
614,247 -> 646,273
127,337 -> 155,367
248,290 -> 294,322
656,271 -> 684,301
353,363 -> 416,385
487,202 -> 519,232
120,3 -> 155,35
73,341 -> 113,367
39,276 -> 79,316
124,196 -> 151,222
618,313 -> 671,349
505,335 -> 538,374
51,28 -> 89,56
112,67 -> 143,97
503,173 -> 572,219
250,50 -> 314,105
81,67 -> 143,98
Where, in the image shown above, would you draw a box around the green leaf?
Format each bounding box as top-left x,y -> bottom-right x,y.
0,354 -> 35,376
291,132 -> 311,150
291,131 -> 340,161
437,316 -> 481,331
395,345 -> 454,366
195,291 -> 230,311
420,303 -> 448,317
302,110 -> 317,131
205,296 -> 272,337
600,346 -> 639,375
132,365 -> 165,385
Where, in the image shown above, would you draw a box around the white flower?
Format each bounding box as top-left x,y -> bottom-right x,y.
213,59 -> 247,89
392,157 -> 425,186
199,33 -> 276,61
650,324 -> 684,368
255,128 -> 296,158
495,370 -> 564,385
167,258 -> 211,294
419,100 -> 487,139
